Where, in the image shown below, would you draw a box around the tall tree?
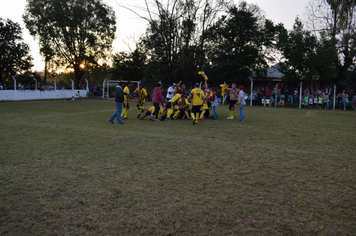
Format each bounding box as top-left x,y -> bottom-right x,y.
277,18 -> 337,90
120,0 -> 229,85
307,0 -> 356,86
23,0 -> 116,88
0,18 -> 33,83
111,48 -> 146,82
204,2 -> 278,84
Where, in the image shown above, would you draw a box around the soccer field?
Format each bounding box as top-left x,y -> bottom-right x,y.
1,99 -> 355,235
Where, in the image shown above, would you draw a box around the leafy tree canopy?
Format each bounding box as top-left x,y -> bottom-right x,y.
0,18 -> 33,83
23,0 -> 116,87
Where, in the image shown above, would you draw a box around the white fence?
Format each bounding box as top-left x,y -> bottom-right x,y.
0,90 -> 87,101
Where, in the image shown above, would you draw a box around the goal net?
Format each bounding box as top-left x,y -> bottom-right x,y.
104,80 -> 141,100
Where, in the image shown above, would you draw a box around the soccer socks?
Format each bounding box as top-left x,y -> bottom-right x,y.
231,110 -> 235,116
184,111 -> 190,119
173,110 -> 180,118
199,110 -> 206,118
191,113 -> 195,120
229,110 -> 232,117
121,109 -> 128,118
167,109 -> 174,118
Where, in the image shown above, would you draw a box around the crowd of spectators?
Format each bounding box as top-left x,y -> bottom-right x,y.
247,83 -> 355,110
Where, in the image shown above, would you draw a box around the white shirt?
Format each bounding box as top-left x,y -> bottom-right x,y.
238,90 -> 246,106
166,86 -> 176,99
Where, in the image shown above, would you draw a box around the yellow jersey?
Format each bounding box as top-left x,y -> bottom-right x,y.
123,86 -> 130,102
169,93 -> 182,104
190,88 -> 204,106
135,88 -> 147,103
220,84 -> 229,96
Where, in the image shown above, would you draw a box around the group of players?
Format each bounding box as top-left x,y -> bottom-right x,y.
117,75 -> 246,125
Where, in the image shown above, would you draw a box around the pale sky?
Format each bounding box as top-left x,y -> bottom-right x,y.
1,0 -> 310,71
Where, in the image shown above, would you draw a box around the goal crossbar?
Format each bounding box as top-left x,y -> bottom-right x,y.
104,80 -> 141,100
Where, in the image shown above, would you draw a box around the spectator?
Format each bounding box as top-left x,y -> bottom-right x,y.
309,94 -> 314,109
317,87 -> 322,95
285,89 -> 290,104
323,93 -> 329,109
336,93 -> 342,109
314,92 -> 318,108
277,83 -> 282,96
93,86 -> 97,96
265,86 -> 271,97
318,94 -> 323,109
294,88 -> 298,103
18,82 -> 24,90
353,93 -> 356,110
349,89 -> 354,98
342,90 -> 348,110
0,83 -> 3,90
252,91 -> 257,106
76,91 -> 82,100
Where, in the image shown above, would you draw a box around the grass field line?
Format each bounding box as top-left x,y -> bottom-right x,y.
3,119 -> 354,159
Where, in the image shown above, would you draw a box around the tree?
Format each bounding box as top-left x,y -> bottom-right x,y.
277,18 -> 337,90
111,48 -> 146,82
23,0 -> 116,88
307,0 -> 356,87
120,0 -> 229,85
204,2 -> 278,84
0,18 -> 33,83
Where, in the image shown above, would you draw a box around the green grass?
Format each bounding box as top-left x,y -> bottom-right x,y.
1,99 -> 355,235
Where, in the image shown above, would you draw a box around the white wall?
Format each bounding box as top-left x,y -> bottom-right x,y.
0,90 -> 87,101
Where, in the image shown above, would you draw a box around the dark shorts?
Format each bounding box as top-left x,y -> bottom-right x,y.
124,101 -> 130,109
192,105 -> 201,113
229,100 -> 237,109
166,102 -> 173,109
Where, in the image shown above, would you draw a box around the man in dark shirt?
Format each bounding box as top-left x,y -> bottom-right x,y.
109,81 -> 126,125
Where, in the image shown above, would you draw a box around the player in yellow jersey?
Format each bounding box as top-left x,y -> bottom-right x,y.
134,83 -> 148,118
172,95 -> 190,119
121,81 -> 135,119
139,106 -> 163,120
166,90 -> 183,119
188,83 -> 204,125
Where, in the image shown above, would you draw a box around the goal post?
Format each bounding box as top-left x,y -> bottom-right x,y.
104,80 -> 141,100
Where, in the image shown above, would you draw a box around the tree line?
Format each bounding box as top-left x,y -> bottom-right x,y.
0,0 -> 355,90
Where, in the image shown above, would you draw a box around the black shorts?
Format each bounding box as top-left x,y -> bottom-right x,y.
166,102 -> 173,109
229,100 -> 237,109
192,105 -> 201,113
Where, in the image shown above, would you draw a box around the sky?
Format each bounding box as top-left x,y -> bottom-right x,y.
1,0 -> 310,72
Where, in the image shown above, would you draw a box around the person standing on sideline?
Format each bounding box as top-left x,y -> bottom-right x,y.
226,83 -> 239,119
109,81 -> 126,125
121,81 -> 135,119
188,83 -> 204,125
237,85 -> 246,121
152,82 -> 164,122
